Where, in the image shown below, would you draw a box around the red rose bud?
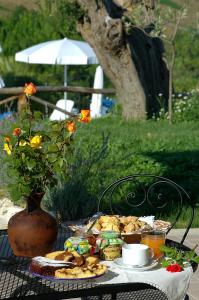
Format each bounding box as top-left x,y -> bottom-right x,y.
13,128 -> 21,137
166,263 -> 183,273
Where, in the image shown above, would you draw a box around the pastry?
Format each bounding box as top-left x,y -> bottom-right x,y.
45,251 -> 65,260
30,256 -> 69,277
73,255 -> 85,266
55,268 -> 75,279
86,214 -> 152,234
154,220 -> 171,231
54,263 -> 107,279
45,250 -> 74,262
92,264 -> 107,276
101,222 -> 120,232
99,215 -> 120,226
85,256 -> 99,266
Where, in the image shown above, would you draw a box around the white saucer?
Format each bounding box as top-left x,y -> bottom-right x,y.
114,258 -> 158,271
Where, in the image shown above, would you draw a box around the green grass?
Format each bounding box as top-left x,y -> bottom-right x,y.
72,116 -> 199,228
1,116 -> 199,227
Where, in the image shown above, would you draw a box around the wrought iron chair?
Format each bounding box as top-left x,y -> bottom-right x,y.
97,174 -> 195,245
82,174 -> 196,300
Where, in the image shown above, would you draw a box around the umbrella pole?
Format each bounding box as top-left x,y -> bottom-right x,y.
64,65 -> 67,100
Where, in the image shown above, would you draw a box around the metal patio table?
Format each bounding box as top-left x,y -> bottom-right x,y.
0,174 -> 197,299
0,226 -> 196,300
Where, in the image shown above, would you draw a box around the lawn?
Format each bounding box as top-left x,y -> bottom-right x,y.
1,115 -> 199,228
48,116 -> 199,227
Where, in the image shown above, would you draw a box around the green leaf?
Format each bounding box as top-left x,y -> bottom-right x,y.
47,144 -> 58,153
160,259 -> 173,267
59,158 -> 64,168
27,160 -> 36,171
34,111 -> 43,120
191,256 -> 199,264
160,245 -> 175,254
184,250 -> 196,261
22,153 -> 25,161
175,252 -> 183,261
159,0 -> 181,9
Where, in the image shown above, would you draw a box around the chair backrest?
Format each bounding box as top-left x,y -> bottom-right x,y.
97,174 -> 195,244
49,99 -> 74,121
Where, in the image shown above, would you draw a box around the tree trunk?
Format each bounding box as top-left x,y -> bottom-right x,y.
76,0 -> 169,120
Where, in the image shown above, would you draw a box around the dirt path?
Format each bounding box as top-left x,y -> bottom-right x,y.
0,197 -> 22,229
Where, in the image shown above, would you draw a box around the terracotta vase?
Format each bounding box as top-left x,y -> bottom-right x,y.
8,192 -> 58,257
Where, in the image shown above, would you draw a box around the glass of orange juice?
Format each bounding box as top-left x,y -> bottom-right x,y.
141,230 -> 166,259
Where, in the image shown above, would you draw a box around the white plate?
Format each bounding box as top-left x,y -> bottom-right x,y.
114,257 -> 159,271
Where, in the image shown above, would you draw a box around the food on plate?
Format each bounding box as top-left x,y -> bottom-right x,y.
45,250 -> 74,262
119,216 -> 138,224
29,256 -> 69,276
30,250 -> 104,279
99,215 -> 120,226
87,215 -> 152,234
55,263 -> 107,279
122,219 -> 146,233
85,255 -> 99,266
99,215 -> 121,232
153,220 -> 171,231
45,250 -> 66,260
72,255 -> 85,266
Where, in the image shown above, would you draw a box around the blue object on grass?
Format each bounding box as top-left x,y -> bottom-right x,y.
0,112 -> 13,120
102,97 -> 115,109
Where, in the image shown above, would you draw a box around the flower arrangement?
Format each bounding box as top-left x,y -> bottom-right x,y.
2,83 -> 91,199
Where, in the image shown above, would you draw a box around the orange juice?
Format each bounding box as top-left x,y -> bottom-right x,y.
141,231 -> 165,259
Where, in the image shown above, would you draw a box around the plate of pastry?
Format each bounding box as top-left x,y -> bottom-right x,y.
86,215 -> 153,234
29,250 -> 107,280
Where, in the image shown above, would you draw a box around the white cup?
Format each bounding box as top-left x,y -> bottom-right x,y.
122,243 -> 154,266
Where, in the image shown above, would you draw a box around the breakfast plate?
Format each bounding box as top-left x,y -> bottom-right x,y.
29,256 -> 108,281
29,267 -> 107,281
114,257 -> 159,271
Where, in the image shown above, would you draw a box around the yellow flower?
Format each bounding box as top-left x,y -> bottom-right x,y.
19,141 -> 29,147
3,143 -> 12,155
30,136 -> 42,148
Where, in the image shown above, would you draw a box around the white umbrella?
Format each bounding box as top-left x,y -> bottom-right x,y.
0,75 -> 5,88
15,37 -> 98,99
90,66 -> 104,118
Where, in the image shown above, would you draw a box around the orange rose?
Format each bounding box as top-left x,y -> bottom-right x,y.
13,128 -> 21,136
24,82 -> 37,96
4,136 -> 11,143
80,110 -> 91,123
66,121 -> 76,133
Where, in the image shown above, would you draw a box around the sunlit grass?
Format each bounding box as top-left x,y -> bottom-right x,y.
1,116 -> 199,227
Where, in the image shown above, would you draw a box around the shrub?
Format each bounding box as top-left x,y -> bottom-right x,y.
43,133 -> 110,220
154,91 -> 199,123
174,29 -> 199,91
